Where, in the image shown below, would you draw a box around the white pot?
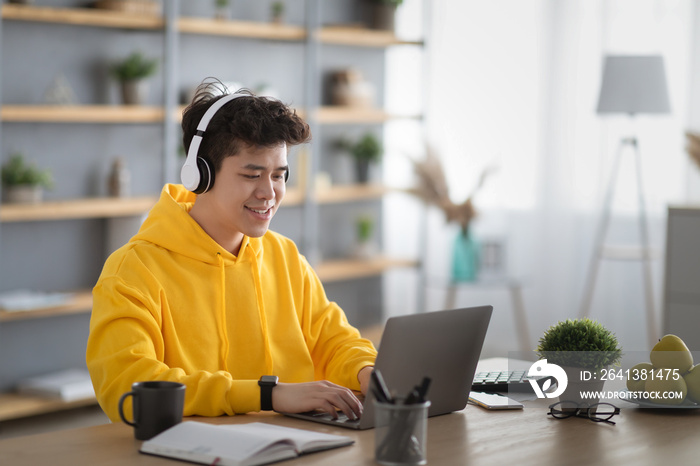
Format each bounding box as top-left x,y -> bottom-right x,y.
4,185 -> 43,204
120,79 -> 149,105
559,366 -> 607,406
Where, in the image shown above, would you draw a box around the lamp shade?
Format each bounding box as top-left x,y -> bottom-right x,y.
596,55 -> 670,115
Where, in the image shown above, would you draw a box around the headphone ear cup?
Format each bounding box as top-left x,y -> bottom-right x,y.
194,157 -> 214,194
285,168 -> 290,183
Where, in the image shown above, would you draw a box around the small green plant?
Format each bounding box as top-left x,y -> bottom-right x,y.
110,51 -> 158,81
337,133 -> 382,163
356,215 -> 374,243
271,1 -> 284,18
215,0 -> 230,7
1,153 -> 53,189
536,318 -> 622,372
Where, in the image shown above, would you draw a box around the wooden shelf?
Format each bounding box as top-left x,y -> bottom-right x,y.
315,106 -> 420,124
1,105 -> 165,123
0,291 -> 92,322
1,4 -> 163,30
281,187 -> 304,206
0,196 -> 157,223
316,256 -> 418,283
315,184 -> 388,204
0,392 -> 97,422
317,26 -> 422,48
178,17 -> 305,41
281,185 -> 392,206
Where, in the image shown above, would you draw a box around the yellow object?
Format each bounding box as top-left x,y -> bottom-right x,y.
645,376 -> 687,405
87,184 -> 377,422
626,362 -> 654,392
683,364 -> 700,403
649,334 -> 693,373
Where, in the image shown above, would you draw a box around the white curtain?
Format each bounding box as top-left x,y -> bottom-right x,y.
383,0 -> 698,356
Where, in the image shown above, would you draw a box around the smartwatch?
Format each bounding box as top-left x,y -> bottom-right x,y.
258,375 -> 279,411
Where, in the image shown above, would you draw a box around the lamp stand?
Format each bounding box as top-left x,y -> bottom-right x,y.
578,136 -> 659,346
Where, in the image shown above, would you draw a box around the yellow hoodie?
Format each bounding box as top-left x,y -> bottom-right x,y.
86,184 -> 377,421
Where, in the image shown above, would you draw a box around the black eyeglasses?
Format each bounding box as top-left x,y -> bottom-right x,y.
548,401 -> 620,425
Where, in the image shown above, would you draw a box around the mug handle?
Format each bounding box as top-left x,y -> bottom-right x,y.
118,391 -> 137,427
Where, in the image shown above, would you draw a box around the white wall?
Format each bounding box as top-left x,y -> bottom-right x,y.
383,0 -> 700,357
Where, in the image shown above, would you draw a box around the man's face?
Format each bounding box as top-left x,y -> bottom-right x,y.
197,143 -> 288,246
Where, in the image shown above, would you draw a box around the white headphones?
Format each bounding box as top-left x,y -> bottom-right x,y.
180,93 -> 247,194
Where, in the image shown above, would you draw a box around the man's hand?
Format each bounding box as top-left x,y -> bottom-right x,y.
358,365 -> 373,396
271,381 -> 363,420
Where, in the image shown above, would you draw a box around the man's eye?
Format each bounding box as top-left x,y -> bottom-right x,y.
242,174 -> 259,179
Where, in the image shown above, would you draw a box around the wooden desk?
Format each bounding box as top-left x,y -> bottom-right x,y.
2,399 -> 699,465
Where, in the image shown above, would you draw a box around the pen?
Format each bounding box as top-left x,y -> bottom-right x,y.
371,369 -> 393,404
417,377 -> 431,402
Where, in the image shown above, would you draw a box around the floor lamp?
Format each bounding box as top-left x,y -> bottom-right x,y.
578,55 -> 670,346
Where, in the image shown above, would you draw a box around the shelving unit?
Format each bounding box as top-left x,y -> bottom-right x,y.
0,197 -> 157,222
178,16 -> 305,40
0,392 -> 96,422
0,0 -> 423,420
0,105 -> 165,123
0,291 -> 92,323
1,3 -> 163,29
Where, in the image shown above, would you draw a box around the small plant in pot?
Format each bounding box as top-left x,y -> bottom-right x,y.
271,1 -> 285,24
536,318 -> 622,407
368,0 -> 403,31
1,153 -> 53,204
214,0 -> 231,20
354,214 -> 376,259
336,133 -> 382,184
110,51 -> 158,105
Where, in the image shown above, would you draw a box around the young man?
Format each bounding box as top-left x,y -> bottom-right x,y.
86,82 -> 376,422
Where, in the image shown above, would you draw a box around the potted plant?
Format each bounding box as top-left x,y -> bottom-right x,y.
1,153 -> 53,204
110,51 -> 158,105
354,214 -> 376,259
536,318 -> 622,406
368,0 -> 403,31
271,1 -> 285,24
337,133 -> 382,184
214,0 -> 231,20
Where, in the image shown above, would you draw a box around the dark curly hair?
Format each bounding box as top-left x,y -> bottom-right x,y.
181,78 -> 311,174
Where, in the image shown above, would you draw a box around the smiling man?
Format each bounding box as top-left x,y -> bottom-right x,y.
86,81 -> 376,423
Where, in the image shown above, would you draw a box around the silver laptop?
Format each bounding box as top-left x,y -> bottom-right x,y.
285,305 -> 493,430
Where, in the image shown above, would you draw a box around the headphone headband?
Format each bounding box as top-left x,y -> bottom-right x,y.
181,93 -> 247,193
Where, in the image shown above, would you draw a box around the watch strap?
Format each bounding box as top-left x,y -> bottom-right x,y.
258,376 -> 278,411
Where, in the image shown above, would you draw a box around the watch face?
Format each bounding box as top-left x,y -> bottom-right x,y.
260,375 -> 279,385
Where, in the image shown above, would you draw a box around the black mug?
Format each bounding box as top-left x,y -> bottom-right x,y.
118,381 -> 185,440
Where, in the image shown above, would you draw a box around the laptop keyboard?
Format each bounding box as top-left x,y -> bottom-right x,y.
472,370 -> 549,392
304,410 -> 360,425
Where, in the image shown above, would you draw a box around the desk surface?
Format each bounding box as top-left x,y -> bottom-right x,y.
3,359 -> 700,465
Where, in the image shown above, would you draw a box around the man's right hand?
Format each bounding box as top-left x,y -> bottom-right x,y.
271,380 -> 363,420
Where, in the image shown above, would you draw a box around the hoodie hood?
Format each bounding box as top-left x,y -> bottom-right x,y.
132,184 -> 262,265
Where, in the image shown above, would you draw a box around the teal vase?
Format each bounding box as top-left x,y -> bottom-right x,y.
452,229 -> 479,282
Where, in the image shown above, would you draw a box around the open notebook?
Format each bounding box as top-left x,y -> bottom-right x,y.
140,421 -> 353,466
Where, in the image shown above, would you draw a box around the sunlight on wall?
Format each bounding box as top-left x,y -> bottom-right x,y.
382,0 -> 698,354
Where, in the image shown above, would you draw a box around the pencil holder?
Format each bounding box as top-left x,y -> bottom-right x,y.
374,400 -> 430,466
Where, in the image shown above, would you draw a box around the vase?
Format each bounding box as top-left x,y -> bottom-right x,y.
371,4 -> 396,31
451,229 -> 479,282
120,79 -> 148,105
559,366 -> 608,408
3,185 -> 43,204
214,4 -> 230,20
355,159 -> 371,184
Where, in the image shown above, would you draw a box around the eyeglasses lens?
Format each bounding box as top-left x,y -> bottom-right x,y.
589,403 -> 618,422
550,401 -> 579,418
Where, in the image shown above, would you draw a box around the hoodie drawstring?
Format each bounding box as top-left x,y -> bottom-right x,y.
249,246 -> 274,374
216,252 -> 231,371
